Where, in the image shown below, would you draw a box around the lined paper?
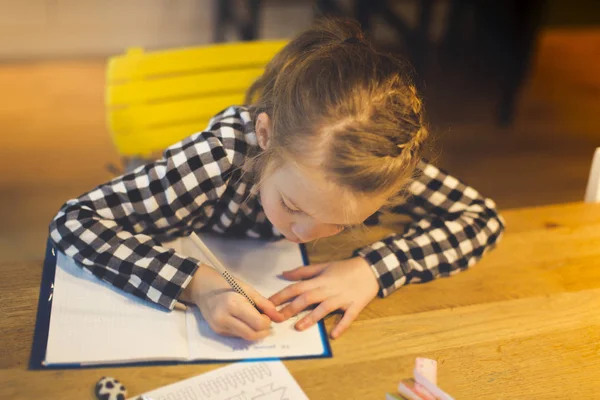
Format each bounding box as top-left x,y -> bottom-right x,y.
44,234 -> 327,366
131,361 -> 309,400
180,234 -> 326,360
45,252 -> 188,365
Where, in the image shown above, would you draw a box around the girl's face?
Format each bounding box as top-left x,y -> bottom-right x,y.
253,112 -> 388,243
259,160 -> 387,243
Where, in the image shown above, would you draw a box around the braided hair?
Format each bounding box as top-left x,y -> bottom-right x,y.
245,17 -> 429,198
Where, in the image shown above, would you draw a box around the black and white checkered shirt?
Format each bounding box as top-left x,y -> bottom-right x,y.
49,106 -> 505,310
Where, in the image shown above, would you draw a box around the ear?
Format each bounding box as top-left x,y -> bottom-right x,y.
255,112 -> 272,150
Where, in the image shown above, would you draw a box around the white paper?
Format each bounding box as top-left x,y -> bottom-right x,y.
45,253 -> 188,365
178,234 -> 326,361
44,234 -> 327,365
131,361 -> 308,400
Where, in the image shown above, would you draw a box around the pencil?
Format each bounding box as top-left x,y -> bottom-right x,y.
189,232 -> 258,309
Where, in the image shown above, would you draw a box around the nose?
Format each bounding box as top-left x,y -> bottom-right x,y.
291,221 -> 341,243
291,222 -> 315,243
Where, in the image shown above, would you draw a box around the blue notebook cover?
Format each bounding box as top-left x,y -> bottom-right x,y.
30,238 -> 332,370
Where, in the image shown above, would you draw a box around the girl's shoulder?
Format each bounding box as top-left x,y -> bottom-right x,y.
205,105 -> 256,145
165,105 -> 257,168
203,105 -> 257,166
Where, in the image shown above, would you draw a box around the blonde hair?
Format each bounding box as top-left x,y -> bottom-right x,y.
245,18 -> 429,197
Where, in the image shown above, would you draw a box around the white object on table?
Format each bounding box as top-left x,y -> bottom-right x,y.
129,361 -> 308,400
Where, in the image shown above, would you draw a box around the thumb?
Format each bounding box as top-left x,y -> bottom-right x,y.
241,283 -> 285,323
253,294 -> 285,323
282,264 -> 327,281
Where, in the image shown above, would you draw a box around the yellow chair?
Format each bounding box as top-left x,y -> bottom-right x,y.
105,40 -> 287,165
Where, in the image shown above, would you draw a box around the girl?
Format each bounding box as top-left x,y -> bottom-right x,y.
50,19 -> 504,342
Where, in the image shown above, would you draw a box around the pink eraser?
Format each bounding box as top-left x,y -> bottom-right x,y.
415,357 -> 437,386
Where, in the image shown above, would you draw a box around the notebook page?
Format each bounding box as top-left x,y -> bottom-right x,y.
130,361 -> 308,400
44,252 -> 188,365
173,235 -> 327,360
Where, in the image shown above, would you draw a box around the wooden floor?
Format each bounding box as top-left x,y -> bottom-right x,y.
0,28 -> 599,263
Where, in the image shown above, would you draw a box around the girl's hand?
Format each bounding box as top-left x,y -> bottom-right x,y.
181,265 -> 284,341
269,257 -> 379,339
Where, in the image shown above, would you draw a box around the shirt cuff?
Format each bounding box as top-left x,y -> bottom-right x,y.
149,254 -> 200,310
355,241 -> 409,298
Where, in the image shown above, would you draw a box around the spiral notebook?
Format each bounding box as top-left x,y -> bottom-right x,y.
30,234 -> 331,369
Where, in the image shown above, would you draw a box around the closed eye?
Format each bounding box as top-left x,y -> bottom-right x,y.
280,197 -> 301,214
279,193 -> 352,231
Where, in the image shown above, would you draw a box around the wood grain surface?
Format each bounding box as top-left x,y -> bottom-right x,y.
1,202 -> 600,399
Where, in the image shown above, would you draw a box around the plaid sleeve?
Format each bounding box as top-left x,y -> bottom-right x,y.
49,109 -> 244,310
356,160 -> 505,297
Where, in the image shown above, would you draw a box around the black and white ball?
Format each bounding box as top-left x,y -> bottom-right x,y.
95,376 -> 127,400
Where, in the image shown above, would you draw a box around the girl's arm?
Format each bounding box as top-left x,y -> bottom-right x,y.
49,110 -> 244,310
355,160 -> 505,297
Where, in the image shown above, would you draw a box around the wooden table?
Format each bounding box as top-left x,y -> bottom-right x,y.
2,202 -> 600,399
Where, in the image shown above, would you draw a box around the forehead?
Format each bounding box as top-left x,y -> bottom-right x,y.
271,161 -> 386,225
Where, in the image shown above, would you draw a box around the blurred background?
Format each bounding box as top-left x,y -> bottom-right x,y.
1,0 -> 599,262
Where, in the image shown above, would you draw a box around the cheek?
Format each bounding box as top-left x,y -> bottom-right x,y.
259,186 -> 291,231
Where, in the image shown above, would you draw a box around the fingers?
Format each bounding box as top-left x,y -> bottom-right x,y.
223,316 -> 271,341
255,296 -> 286,323
206,294 -> 272,341
239,280 -> 285,323
282,264 -> 327,281
331,306 -> 360,339
269,281 -> 312,307
231,298 -> 271,331
295,299 -> 339,331
279,288 -> 324,319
